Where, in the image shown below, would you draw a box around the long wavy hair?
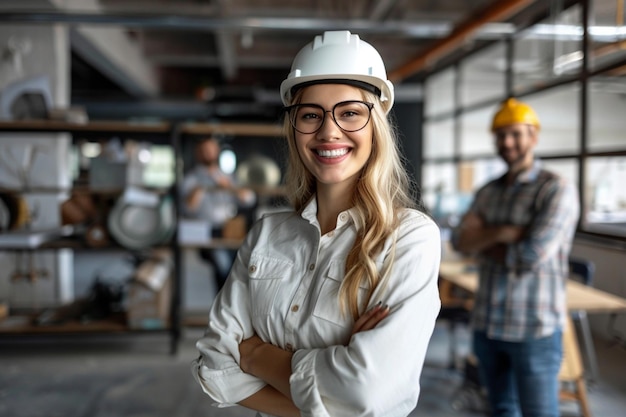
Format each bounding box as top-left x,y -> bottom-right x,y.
283,87 -> 419,319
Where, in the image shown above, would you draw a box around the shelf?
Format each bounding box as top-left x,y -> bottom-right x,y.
179,237 -> 244,250
0,120 -> 286,138
0,226 -> 76,249
0,119 -> 171,134
181,121 -> 283,137
0,313 -> 153,335
0,118 -> 287,353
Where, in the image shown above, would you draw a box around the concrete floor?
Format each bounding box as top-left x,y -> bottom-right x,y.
0,320 -> 625,417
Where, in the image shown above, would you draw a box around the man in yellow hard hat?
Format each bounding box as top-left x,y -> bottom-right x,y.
452,98 -> 580,417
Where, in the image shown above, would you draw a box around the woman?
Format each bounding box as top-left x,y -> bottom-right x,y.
192,30 -> 441,417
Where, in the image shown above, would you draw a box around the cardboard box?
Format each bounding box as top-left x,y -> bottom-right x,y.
126,278 -> 171,330
134,250 -> 172,292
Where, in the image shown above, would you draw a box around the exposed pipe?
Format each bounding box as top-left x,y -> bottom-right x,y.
618,0 -> 625,54
388,0 -> 536,83
369,0 -> 400,21
0,10 -> 513,39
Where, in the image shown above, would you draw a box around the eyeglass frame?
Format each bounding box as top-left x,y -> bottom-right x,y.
283,100 -> 375,134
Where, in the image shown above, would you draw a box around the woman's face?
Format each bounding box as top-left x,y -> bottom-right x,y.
293,84 -> 374,190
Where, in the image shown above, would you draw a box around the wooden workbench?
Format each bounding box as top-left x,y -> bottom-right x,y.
438,259 -> 626,417
439,260 -> 626,313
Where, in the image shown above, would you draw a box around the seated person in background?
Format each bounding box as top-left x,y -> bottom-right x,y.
182,137 -> 255,290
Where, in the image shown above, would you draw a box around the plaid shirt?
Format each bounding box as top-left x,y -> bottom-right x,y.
455,160 -> 579,341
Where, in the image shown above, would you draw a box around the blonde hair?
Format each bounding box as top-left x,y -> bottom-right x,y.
283,88 -> 417,319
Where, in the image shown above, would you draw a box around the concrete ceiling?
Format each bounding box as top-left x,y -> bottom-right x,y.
5,0 -> 617,121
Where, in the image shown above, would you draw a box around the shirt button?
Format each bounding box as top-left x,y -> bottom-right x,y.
285,343 -> 294,351
291,305 -> 299,313
327,231 -> 335,237
340,213 -> 348,221
248,265 -> 257,274
308,263 -> 315,271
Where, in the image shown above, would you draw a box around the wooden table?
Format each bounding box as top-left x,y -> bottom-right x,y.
438,260 -> 626,417
439,260 -> 626,313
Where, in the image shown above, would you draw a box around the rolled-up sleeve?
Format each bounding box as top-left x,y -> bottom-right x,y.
507,178 -> 579,272
289,214 -> 442,416
191,229 -> 266,406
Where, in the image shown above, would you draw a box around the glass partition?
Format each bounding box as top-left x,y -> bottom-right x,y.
542,158 -> 579,187
584,156 -> 626,237
422,161 -> 473,228
423,119 -> 455,159
470,157 -> 507,190
589,0 -> 626,71
513,3 -> 582,93
424,67 -> 455,117
459,107 -> 494,157
460,42 -> 506,107
522,86 -> 580,154
588,72 -> 626,152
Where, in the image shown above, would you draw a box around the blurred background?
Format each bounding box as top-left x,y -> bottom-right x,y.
1,0 -> 626,416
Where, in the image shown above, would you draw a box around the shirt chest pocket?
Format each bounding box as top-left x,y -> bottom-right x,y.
313,260 -> 369,328
247,255 -> 294,316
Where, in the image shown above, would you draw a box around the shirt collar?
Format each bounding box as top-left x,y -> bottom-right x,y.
516,159 -> 542,184
498,159 -> 542,185
301,195 -> 358,230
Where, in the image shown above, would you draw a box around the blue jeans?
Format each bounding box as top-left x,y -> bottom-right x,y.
473,330 -> 562,417
199,248 -> 237,290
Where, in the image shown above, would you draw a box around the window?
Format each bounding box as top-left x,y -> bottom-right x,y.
424,68 -> 455,117
542,158 -> 579,186
589,0 -> 626,71
523,85 -> 580,155
584,157 -> 626,236
459,107 -> 494,157
423,119 -> 455,159
588,72 -> 626,152
460,42 -> 506,107
421,0 -> 626,241
513,4 -> 582,93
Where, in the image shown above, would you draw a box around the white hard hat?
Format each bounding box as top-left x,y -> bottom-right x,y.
280,31 -> 395,114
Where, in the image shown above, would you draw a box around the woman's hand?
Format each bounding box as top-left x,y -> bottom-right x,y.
239,335 -> 294,401
350,302 -> 390,338
239,334 -> 265,374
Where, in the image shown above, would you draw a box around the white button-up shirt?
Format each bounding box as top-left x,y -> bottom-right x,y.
192,197 -> 441,417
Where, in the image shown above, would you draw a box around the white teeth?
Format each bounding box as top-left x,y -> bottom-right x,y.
316,148 -> 348,158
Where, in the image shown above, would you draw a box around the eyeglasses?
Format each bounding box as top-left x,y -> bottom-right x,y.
494,126 -> 532,142
284,100 -> 374,134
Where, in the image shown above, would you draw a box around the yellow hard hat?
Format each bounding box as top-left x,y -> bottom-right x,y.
491,98 -> 540,131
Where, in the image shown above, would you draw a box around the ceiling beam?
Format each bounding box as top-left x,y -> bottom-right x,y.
368,0 -> 400,21
388,0 -> 535,82
0,10 -> 515,40
71,27 -> 159,98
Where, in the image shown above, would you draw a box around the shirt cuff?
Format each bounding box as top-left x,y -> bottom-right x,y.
192,359 -> 266,406
290,349 -> 330,417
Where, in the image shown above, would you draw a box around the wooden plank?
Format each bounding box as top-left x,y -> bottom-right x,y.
0,120 -> 170,134
439,260 -> 626,313
181,122 -> 283,137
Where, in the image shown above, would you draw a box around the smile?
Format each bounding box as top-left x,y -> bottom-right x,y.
316,148 -> 349,158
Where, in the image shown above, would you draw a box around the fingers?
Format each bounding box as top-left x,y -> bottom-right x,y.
462,212 -> 483,229
239,335 -> 264,373
352,302 -> 390,334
